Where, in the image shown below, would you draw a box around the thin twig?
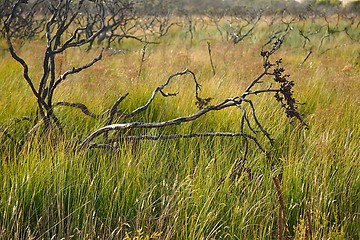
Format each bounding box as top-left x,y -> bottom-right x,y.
55,102 -> 98,118
106,93 -> 129,125
52,49 -> 103,91
137,43 -> 148,81
233,11 -> 262,44
300,50 -> 312,66
242,98 -> 274,145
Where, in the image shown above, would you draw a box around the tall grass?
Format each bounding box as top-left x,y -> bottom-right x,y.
1,18 -> 359,239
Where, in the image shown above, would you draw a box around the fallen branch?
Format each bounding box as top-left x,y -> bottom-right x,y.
79,98 -> 238,150
80,36 -> 307,151
89,132 -> 265,151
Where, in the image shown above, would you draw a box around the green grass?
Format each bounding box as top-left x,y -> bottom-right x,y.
1,17 -> 360,239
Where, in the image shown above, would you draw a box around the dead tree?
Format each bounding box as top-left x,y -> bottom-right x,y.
3,0 -> 139,136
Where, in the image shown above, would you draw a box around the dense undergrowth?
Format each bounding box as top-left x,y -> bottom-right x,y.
1,17 -> 360,239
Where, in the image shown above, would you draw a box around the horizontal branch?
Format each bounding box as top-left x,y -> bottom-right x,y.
111,34 -> 159,45
119,132 -> 248,140
89,131 -> 266,153
242,89 -> 279,97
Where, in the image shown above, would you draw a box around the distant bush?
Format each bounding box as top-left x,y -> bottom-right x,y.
344,0 -> 360,12
315,0 -> 341,6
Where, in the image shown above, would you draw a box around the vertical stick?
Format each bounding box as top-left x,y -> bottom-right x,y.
273,176 -> 285,240
305,209 -> 313,240
207,41 -> 216,76
300,50 -> 312,66
137,43 -> 147,82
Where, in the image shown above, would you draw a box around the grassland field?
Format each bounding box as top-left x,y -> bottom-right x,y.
0,16 -> 360,239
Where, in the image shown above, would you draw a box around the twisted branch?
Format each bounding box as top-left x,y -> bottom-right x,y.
54,102 -> 98,118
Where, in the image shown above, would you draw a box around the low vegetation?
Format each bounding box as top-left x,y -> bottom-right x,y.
0,1 -> 359,239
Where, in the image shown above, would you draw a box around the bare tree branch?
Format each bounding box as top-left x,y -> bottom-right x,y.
89,131 -> 266,153
52,48 -> 103,91
79,98 -> 238,149
54,102 -> 98,118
